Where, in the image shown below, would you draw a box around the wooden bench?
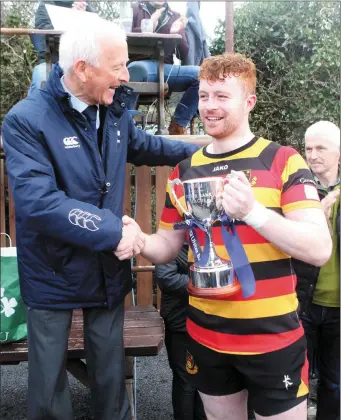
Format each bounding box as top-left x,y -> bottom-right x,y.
126,82 -> 169,96
0,306 -> 164,365
0,305 -> 163,418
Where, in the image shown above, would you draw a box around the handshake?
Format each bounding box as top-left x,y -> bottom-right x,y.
114,216 -> 145,261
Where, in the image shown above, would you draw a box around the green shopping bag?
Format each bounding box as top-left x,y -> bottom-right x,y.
0,234 -> 28,343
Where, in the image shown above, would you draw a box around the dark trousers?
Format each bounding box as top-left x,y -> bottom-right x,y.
165,329 -> 206,420
27,303 -> 131,420
300,303 -> 340,420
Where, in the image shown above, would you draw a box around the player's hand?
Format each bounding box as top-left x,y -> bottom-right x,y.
114,216 -> 145,260
221,171 -> 255,220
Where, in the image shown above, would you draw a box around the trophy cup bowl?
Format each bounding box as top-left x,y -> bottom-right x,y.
169,177 -> 241,299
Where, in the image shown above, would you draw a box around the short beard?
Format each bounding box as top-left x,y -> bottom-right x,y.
205,119 -> 239,140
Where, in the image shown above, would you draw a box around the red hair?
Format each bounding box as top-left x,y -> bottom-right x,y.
199,53 -> 256,95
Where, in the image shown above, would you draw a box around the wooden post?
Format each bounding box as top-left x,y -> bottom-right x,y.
156,41 -> 168,135
225,2 -> 234,53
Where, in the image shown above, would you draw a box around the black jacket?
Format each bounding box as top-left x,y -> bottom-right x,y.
34,1 -> 97,64
293,181 -> 340,314
155,245 -> 189,332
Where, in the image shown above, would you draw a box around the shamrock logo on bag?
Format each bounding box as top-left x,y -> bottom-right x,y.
0,287 -> 18,317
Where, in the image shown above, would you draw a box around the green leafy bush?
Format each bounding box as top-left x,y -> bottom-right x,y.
0,2 -> 37,122
210,1 -> 340,151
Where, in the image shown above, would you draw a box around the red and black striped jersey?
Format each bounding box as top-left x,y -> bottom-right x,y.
159,137 -> 322,355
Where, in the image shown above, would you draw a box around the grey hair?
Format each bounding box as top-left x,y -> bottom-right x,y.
59,18 -> 126,74
305,121 -> 340,149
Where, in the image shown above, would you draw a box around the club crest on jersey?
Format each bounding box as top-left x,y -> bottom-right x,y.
186,351 -> 199,375
242,169 -> 257,187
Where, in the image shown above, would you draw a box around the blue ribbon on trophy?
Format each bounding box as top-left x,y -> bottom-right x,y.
219,213 -> 256,298
173,217 -> 211,265
169,177 -> 256,299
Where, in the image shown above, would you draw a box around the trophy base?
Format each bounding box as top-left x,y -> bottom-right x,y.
187,282 -> 241,299
188,262 -> 241,299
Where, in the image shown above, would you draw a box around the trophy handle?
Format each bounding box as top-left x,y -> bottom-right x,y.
219,175 -> 235,223
168,178 -> 190,216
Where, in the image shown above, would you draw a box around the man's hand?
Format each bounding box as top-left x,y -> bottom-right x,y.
321,189 -> 340,219
170,16 -> 188,33
72,1 -> 87,11
114,216 -> 145,261
150,7 -> 166,30
220,170 -> 255,220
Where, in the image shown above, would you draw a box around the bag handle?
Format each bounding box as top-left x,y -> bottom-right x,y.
0,233 -> 12,248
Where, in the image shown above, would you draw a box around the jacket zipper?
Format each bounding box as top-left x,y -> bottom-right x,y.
81,113 -> 106,185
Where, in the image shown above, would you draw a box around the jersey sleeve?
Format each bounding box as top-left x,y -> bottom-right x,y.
279,147 -> 322,213
159,165 -> 186,230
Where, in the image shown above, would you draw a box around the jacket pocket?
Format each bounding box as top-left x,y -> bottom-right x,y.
44,238 -> 76,273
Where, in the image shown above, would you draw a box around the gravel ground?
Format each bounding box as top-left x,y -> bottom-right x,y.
0,346 -> 173,420
0,347 -> 317,420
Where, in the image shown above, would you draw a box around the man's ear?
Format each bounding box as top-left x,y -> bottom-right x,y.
73,59 -> 88,83
246,94 -> 257,112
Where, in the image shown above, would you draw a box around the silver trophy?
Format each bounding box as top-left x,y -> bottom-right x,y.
169,177 -> 241,298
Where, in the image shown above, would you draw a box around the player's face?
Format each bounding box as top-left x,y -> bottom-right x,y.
199,76 -> 256,140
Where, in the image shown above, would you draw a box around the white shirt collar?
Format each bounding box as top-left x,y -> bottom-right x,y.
61,76 -> 100,128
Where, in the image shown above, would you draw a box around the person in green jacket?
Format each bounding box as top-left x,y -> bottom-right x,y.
299,120 -> 340,420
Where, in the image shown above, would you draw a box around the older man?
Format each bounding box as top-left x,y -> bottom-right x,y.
117,54 -> 332,420
294,121 -> 340,420
2,20 -> 198,420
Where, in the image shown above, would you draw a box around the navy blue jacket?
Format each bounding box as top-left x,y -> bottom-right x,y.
2,64 -> 198,310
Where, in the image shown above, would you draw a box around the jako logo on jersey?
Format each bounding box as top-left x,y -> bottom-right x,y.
212,164 -> 228,172
68,209 -> 101,231
63,136 -> 80,149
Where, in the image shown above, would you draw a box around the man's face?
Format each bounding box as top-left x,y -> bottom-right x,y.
82,39 -> 129,105
198,76 -> 255,139
305,135 -> 340,176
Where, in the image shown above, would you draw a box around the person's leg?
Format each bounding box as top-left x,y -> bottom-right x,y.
199,391 -> 248,420
316,306 -> 340,420
27,307 -> 73,420
165,329 -> 206,420
28,62 -> 48,95
300,303 -> 322,414
300,304 -> 320,377
164,65 -> 200,129
127,60 -> 158,111
185,334 -> 246,420
243,337 -> 308,420
128,61 -> 199,132
83,303 -> 131,420
128,60 -> 156,83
